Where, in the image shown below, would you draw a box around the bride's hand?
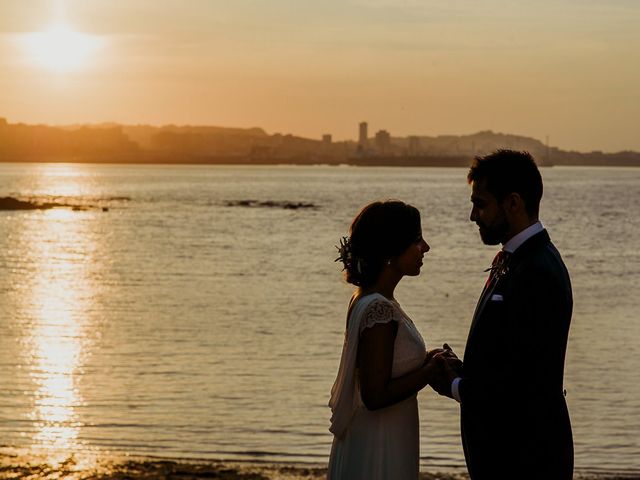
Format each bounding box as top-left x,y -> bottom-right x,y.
442,343 -> 457,357
424,348 -> 445,365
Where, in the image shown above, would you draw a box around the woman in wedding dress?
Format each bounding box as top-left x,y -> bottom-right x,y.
327,200 -> 454,480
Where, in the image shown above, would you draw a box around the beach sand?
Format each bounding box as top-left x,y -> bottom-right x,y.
0,452 -> 637,480
0,451 -> 465,480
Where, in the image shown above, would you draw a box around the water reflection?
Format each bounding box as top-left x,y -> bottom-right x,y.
31,319 -> 83,449
24,206 -> 96,452
31,163 -> 95,198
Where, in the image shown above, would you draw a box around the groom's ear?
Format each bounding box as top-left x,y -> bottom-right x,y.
502,192 -> 524,215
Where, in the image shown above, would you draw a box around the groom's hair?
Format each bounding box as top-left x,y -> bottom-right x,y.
467,149 -> 543,218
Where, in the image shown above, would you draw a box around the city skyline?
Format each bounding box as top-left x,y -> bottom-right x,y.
1,1 -> 639,153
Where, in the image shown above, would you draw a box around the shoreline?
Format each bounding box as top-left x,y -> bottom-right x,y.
1,155 -> 640,167
1,451 -> 638,480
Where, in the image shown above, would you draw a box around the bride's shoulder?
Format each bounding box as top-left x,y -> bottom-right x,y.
350,292 -> 391,313
350,293 -> 401,332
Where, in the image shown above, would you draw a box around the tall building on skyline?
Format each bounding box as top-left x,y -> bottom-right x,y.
358,122 -> 368,146
375,129 -> 391,154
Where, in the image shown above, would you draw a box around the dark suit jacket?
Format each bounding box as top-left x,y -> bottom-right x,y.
459,229 -> 573,479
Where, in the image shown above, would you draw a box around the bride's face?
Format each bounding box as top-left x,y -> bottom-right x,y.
393,231 -> 430,277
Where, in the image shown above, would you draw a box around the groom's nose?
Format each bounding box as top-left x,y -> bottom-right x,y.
470,207 -> 477,222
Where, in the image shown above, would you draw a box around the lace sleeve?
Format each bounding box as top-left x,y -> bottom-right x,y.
358,298 -> 401,334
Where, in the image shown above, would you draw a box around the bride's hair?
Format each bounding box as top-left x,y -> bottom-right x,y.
337,200 -> 421,288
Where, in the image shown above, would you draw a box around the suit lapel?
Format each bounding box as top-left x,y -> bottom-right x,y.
468,266 -> 502,337
467,230 -> 551,340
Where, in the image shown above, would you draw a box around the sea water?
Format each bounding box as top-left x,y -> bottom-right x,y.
0,163 -> 638,475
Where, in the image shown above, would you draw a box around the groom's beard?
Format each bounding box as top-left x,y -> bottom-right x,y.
477,210 -> 509,246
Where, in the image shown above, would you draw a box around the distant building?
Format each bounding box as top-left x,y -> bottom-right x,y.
358,122 -> 368,146
408,136 -> 421,156
375,130 -> 391,155
322,134 -> 332,144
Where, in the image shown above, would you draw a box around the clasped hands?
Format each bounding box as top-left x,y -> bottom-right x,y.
424,344 -> 462,398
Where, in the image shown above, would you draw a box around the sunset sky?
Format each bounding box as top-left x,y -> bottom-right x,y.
1,0 -> 639,152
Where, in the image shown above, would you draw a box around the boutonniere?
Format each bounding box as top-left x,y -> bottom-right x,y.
484,251 -> 511,281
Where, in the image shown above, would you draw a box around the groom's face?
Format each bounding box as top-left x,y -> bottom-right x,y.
470,178 -> 509,245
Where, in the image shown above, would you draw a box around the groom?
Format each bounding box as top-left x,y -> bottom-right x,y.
434,150 -> 573,479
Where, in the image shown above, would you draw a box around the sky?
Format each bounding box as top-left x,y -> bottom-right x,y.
1,0 -> 639,152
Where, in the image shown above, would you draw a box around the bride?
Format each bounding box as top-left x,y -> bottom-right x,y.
327,200 -> 455,480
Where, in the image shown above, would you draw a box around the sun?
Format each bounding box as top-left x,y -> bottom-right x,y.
22,24 -> 103,73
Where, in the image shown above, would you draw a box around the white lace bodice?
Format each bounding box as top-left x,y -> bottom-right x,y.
358,296 -> 427,378
329,293 -> 427,438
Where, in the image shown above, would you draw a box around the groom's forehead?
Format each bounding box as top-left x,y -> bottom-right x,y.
471,179 -> 491,199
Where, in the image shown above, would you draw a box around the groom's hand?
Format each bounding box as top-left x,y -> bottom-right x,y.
428,352 -> 459,398
442,343 -> 463,375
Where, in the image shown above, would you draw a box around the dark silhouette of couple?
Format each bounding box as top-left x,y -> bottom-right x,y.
328,150 -> 573,479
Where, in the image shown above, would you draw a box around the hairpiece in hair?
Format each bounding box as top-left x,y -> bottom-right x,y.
336,236 -> 368,282
335,236 -> 352,270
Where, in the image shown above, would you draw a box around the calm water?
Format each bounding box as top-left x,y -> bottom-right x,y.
0,163 -> 638,475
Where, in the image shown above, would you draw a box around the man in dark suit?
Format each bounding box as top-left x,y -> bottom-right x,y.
433,150 -> 573,479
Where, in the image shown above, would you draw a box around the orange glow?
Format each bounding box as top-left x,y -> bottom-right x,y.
1,3 -> 638,152
21,24 -> 103,73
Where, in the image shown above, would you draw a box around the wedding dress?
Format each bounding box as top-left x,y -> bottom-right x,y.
328,293 -> 427,480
